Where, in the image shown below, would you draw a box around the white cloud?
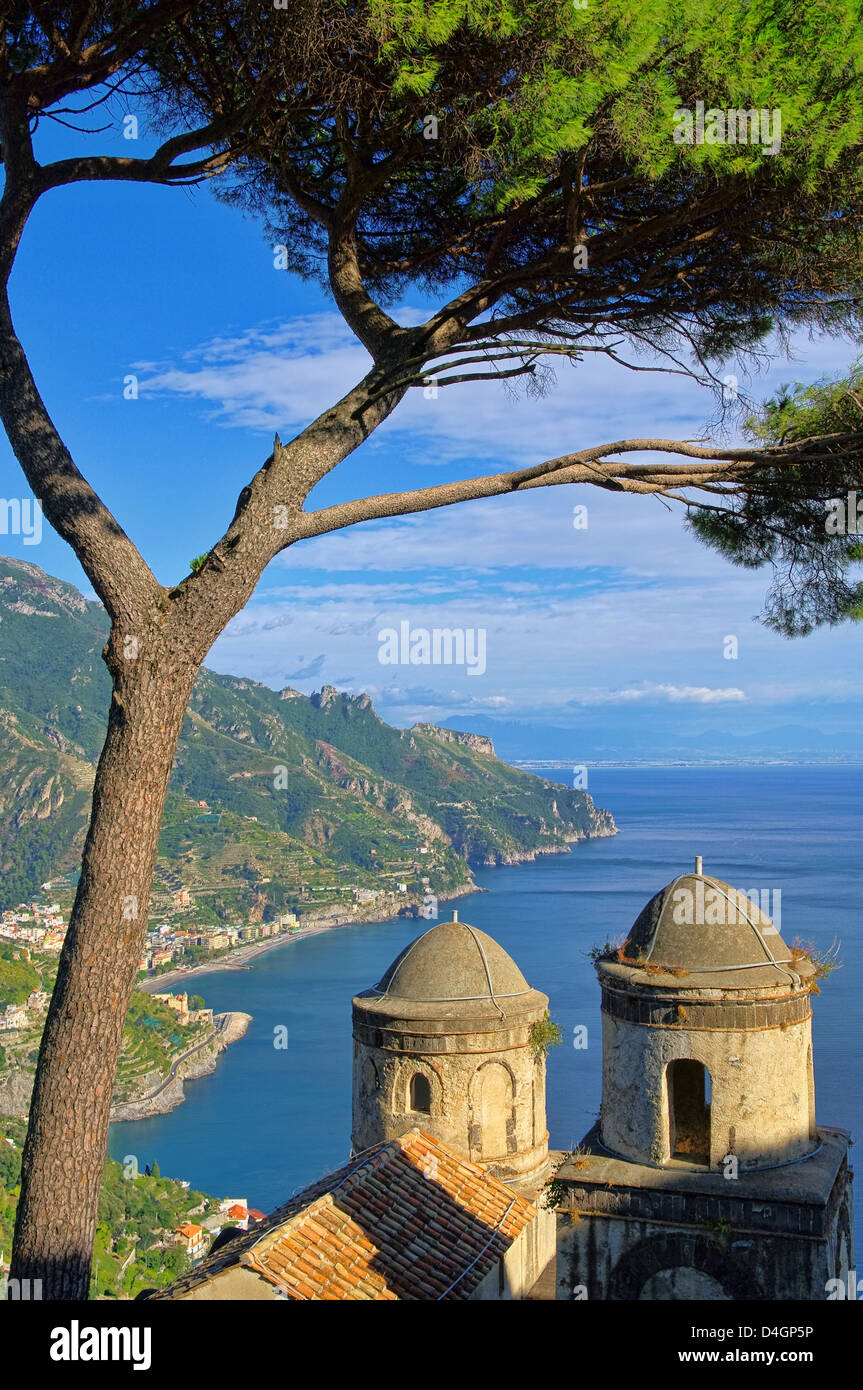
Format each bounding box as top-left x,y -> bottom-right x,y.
128,308 -> 863,728
568,683 -> 746,706
137,315 -> 372,432
132,309 -> 862,472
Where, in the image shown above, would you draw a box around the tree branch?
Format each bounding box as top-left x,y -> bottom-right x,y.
36,114 -> 245,196
0,293 -> 161,624
326,225 -> 406,359
10,1 -> 199,111
297,435 -> 863,539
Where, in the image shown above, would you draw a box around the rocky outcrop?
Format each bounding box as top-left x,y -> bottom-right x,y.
311,685 -> 340,709
13,771 -> 66,826
412,724 -> 495,756
0,1067 -> 34,1117
1,557 -> 92,616
315,740 -> 363,788
0,554 -> 620,913
404,809 -> 449,845
311,686 -> 376,715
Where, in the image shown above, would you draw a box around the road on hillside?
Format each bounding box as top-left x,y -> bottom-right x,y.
136,1016 -> 227,1104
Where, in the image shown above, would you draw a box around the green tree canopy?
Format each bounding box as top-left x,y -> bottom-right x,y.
145,0 -> 863,350
135,0 -> 863,625
689,364 -> 863,633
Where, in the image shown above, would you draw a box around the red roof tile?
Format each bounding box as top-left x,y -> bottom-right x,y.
236,1130 -> 537,1301
154,1129 -> 539,1301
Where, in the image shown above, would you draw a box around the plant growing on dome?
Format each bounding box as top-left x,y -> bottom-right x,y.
529,1011 -> 564,1063
791,936 -> 842,986
586,937 -> 626,965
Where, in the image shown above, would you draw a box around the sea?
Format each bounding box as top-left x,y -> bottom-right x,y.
108,765 -> 862,1239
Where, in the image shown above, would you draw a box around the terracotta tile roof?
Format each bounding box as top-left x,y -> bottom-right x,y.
174,1224 -> 203,1239
153,1129 -> 539,1301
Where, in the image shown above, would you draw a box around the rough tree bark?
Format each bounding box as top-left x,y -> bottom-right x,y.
11,642 -> 198,1297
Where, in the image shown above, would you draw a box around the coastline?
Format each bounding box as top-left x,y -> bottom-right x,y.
94,768 -> 862,1255
137,829 -> 615,994
138,883 -> 482,992
0,834 -> 616,1127
0,1012 -> 254,1125
121,826 -> 618,1118
109,1012 -> 252,1123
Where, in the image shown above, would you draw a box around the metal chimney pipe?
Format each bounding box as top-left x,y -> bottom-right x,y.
694,856 -> 703,875
452,909 -> 458,921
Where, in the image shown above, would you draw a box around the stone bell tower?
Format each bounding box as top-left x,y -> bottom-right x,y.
598,863 -> 818,1171
554,861 -> 855,1300
351,912 -> 551,1188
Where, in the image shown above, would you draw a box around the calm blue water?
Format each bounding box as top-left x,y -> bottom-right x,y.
109,766 -> 862,1227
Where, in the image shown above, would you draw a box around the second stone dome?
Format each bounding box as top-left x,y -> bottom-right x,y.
620,867 -> 799,984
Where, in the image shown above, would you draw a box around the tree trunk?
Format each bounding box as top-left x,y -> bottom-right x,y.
10,643 -> 197,1299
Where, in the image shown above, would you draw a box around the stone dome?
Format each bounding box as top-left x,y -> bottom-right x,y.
615,864 -> 810,987
352,911 -> 551,1183
373,914 -> 532,1004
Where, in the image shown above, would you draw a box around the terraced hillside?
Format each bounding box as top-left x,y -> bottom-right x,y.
0,555 -> 616,918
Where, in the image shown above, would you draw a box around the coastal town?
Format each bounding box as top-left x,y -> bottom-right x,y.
0,856 -> 447,1026
0,856 -> 453,1122
0,871 -> 451,1298
0,557 -> 613,1304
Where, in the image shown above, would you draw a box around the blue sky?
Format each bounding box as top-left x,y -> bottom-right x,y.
1,108 -> 861,748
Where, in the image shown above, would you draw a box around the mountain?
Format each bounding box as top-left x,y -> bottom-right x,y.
0,555 -> 615,916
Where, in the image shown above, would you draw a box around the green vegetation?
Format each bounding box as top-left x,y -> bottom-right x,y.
0,556 -> 614,915
689,363 -> 863,636
543,1177 -> 566,1211
587,939 -> 626,966
0,946 -> 39,1006
0,951 -> 214,1109
114,994 -> 210,1103
528,1012 -> 564,1063
791,936 -> 843,986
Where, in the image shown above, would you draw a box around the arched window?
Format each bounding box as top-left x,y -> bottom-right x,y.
667,1060 -> 711,1165
410,1072 -> 432,1114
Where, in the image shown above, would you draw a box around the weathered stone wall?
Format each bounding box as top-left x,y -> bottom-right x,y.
557,1201 -> 849,1302
470,1206 -> 557,1300
554,1148 -> 854,1301
557,1212 -> 816,1300
600,1004 -> 815,1170
352,1008 -> 550,1183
